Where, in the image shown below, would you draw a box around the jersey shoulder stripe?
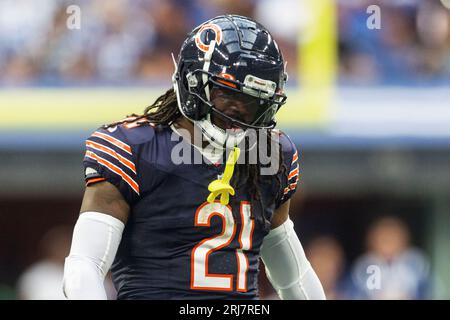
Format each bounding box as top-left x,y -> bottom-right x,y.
86,140 -> 136,174
85,150 -> 140,195
276,132 -> 300,201
83,123 -> 157,205
91,131 -> 132,155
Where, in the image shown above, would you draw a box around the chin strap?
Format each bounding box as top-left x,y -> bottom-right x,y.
207,147 -> 240,205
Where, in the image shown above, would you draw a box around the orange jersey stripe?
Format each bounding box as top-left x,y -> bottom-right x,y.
288,167 -> 299,180
283,181 -> 298,195
86,177 -> 106,186
92,131 -> 132,155
85,151 -> 139,195
292,150 -> 298,164
86,140 -> 136,174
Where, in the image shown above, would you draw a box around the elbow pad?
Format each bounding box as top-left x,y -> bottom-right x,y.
260,219 -> 326,300
63,211 -> 124,299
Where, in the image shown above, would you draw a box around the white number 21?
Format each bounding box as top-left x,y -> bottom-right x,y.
190,201 -> 254,292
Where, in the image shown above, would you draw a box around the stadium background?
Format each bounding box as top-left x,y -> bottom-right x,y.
0,0 -> 449,299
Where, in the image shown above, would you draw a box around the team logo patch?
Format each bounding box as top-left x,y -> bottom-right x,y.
195,23 -> 222,52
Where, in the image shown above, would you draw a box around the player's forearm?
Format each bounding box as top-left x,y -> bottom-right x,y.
260,219 -> 326,300
63,211 -> 124,300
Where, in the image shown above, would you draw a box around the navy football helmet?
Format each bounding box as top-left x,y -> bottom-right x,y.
172,15 -> 288,148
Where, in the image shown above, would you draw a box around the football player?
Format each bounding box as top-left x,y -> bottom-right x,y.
63,15 -> 325,300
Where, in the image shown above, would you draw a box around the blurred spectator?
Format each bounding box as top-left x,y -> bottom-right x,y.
338,0 -> 450,85
349,216 -> 431,299
0,0 -> 450,85
135,0 -> 191,83
16,224 -> 116,300
306,236 -> 349,299
416,1 -> 450,79
16,225 -> 72,299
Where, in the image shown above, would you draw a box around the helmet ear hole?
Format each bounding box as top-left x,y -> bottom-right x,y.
185,95 -> 196,109
187,72 -> 199,88
183,94 -> 200,119
183,89 -> 210,120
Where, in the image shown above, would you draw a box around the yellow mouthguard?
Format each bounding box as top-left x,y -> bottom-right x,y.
207,147 -> 241,205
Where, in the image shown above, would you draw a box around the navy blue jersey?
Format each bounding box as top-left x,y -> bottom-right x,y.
82,120 -> 299,299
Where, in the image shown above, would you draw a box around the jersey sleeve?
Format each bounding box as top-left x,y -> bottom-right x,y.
275,132 -> 300,208
82,127 -> 140,205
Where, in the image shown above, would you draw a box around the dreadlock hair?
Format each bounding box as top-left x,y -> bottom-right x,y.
230,130 -> 287,229
104,88 -> 288,228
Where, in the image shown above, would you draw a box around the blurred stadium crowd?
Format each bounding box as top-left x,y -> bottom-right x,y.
0,0 -> 450,86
